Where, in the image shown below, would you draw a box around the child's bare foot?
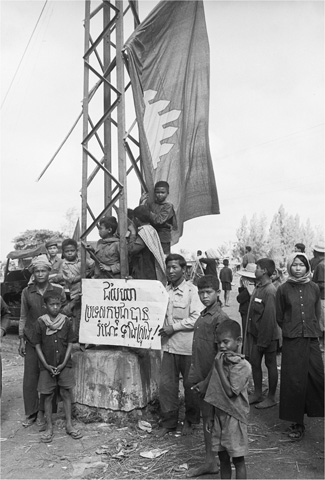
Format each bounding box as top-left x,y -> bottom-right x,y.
249,393 -> 263,404
255,398 -> 277,409
40,427 -> 53,443
186,461 -> 219,478
181,419 -> 194,436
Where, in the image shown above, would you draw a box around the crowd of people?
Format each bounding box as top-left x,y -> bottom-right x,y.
0,179 -> 324,478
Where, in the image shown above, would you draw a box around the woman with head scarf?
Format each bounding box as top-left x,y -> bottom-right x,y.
276,253 -> 324,441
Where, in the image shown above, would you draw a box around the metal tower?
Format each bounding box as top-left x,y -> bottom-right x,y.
80,0 -> 144,277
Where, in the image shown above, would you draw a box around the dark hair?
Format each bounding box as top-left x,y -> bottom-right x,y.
256,258 -> 275,277
197,250 -> 202,256
295,243 -> 305,253
99,216 -> 118,234
165,253 -> 187,269
62,238 -> 78,251
133,205 -> 151,224
197,275 -> 220,292
43,291 -> 62,305
154,181 -> 169,192
216,319 -> 241,339
246,246 -> 252,252
223,259 -> 229,266
294,254 -> 309,271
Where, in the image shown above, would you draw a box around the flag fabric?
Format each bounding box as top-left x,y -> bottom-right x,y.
124,0 -> 219,244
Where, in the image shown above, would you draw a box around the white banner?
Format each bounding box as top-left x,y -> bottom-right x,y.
79,279 -> 168,349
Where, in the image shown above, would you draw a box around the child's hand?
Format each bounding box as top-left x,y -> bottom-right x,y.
139,193 -> 149,205
205,417 -> 214,433
55,364 -> 64,375
46,365 -> 57,376
99,263 -> 111,272
191,381 -> 206,398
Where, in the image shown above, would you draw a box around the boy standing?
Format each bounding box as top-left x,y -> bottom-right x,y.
140,181 -> 177,254
93,216 -> 120,279
187,275 -> 229,478
246,258 -> 279,409
157,254 -> 201,436
35,291 -> 82,443
220,259 -> 233,307
205,320 -> 251,479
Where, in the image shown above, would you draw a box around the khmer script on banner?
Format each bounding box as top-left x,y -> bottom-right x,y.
79,279 -> 168,349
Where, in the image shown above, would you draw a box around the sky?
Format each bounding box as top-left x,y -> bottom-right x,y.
1,0 -> 324,259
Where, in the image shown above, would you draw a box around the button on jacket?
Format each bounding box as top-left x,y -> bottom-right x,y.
276,281 -> 321,338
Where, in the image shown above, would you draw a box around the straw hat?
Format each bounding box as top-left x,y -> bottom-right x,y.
313,243 -> 325,253
237,263 -> 256,278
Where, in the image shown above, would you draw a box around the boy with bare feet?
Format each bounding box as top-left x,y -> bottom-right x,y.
187,275 -> 229,477
246,258 -> 279,409
35,291 -> 82,443
204,320 -> 251,479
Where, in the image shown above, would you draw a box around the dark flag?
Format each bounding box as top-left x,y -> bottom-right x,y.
124,0 -> 219,244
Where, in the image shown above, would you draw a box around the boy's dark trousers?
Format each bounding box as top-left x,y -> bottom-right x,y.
159,352 -> 200,428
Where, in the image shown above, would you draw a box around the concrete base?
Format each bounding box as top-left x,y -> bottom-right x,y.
72,346 -> 161,414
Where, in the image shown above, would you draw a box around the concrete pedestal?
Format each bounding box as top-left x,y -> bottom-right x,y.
72,347 -> 161,419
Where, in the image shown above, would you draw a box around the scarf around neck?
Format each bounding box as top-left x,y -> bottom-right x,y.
40,313 -> 66,335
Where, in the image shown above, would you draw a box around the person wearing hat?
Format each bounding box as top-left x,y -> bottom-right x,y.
236,264 -> 256,340
310,243 -> 325,273
45,238 -> 64,285
312,244 -> 325,350
18,257 -> 67,428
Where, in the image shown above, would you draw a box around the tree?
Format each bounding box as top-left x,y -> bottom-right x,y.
61,207 -> 79,237
234,215 -> 248,258
267,213 -> 282,265
13,229 -> 65,250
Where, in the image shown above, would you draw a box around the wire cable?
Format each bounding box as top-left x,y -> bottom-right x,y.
1,0 -> 48,110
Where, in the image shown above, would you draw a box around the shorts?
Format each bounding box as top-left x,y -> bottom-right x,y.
252,336 -> 278,353
222,282 -> 232,291
212,408 -> 248,458
37,368 -> 75,394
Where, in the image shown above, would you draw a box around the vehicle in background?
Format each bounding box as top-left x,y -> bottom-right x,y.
0,245 -> 47,329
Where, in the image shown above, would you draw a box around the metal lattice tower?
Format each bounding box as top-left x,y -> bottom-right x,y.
80,0 -> 144,277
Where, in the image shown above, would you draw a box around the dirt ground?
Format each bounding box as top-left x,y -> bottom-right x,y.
1,283 -> 324,480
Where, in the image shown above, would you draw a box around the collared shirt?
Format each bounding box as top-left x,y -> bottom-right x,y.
161,280 -> 201,355
188,302 -> 229,385
276,280 -> 321,338
48,255 -> 64,284
35,315 -> 74,369
94,237 -> 120,278
247,280 -> 279,348
62,258 -> 94,299
19,283 -> 67,344
148,201 -> 177,244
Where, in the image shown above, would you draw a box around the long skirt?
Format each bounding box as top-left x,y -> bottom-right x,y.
280,337 -> 324,424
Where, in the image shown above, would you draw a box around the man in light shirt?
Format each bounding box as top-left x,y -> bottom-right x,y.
157,254 -> 202,437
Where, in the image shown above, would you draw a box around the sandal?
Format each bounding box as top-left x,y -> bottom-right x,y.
66,428 -> 83,440
284,423 -> 299,433
288,424 -> 305,441
22,415 -> 37,428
